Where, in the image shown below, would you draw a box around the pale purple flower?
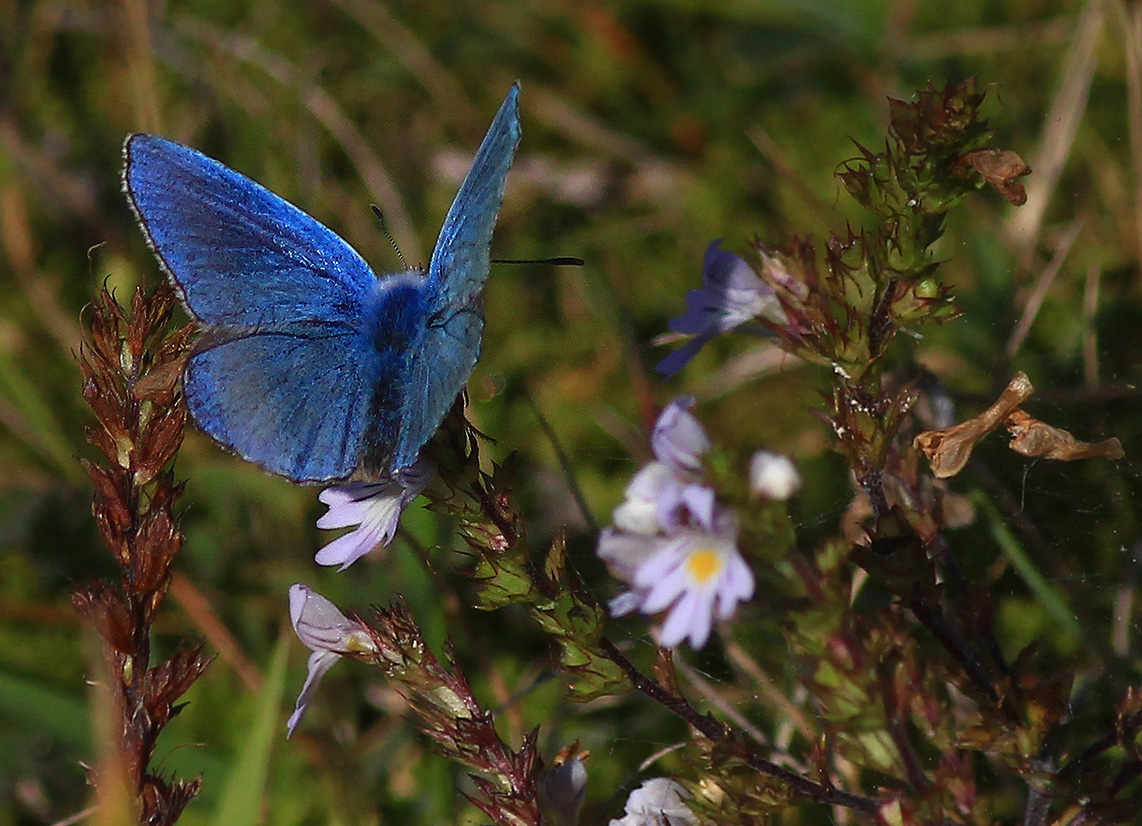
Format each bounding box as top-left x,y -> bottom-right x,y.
650,396 -> 710,473
608,778 -> 697,826
287,584 -> 377,737
315,458 -> 434,569
613,398 -> 713,535
601,397 -> 754,648
656,239 -> 786,377
748,450 -> 801,500
600,510 -> 753,649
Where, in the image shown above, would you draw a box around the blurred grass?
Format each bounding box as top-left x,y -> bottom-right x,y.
0,0 -> 1140,823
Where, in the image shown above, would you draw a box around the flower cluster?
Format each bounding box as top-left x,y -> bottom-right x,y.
597,397 -> 754,649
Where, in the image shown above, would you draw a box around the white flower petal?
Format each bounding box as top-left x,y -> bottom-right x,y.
609,590 -> 645,617
314,459 -> 434,569
660,587 -> 715,649
286,650 -> 341,737
598,529 -> 665,581
610,778 -> 697,826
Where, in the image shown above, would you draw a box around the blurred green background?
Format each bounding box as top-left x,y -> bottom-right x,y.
1,0 -> 1140,823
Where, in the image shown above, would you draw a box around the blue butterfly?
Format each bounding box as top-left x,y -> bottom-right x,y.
123,85 -> 520,483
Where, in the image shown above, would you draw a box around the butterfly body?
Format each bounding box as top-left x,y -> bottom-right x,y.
124,85 -> 520,483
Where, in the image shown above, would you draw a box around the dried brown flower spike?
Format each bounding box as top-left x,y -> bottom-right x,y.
74,286 -> 208,826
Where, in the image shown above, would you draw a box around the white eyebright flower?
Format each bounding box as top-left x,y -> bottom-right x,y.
608,778 -> 698,826
286,584 -> 377,737
315,458 -> 434,569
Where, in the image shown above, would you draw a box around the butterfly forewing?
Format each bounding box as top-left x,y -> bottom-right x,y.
124,135 -> 376,328
393,84 -> 521,470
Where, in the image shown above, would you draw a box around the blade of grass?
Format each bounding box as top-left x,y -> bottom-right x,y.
0,348 -> 80,480
210,636 -> 289,826
973,491 -> 1083,644
0,667 -> 89,750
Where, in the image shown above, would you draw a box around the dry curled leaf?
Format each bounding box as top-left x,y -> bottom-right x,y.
914,373 -> 1034,478
1006,410 -> 1124,462
960,148 -> 1031,205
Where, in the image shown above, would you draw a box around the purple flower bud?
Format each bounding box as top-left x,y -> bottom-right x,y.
286,584 -> 376,737
650,396 -> 710,474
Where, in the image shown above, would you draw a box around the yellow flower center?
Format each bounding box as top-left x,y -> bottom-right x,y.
686,548 -> 723,584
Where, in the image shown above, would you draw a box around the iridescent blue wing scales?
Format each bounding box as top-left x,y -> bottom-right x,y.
124,135 -> 376,327
185,323 -> 387,480
391,84 -> 521,470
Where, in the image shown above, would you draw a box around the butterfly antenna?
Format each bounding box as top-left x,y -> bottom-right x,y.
520,383 -> 598,534
492,256 -> 585,266
371,205 -> 409,269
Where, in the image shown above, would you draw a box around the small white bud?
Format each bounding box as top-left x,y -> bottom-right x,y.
749,450 -> 801,501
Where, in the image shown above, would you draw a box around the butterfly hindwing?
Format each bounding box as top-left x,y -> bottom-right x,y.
392,84 -> 521,470
124,134 -> 390,482
185,322 -> 388,481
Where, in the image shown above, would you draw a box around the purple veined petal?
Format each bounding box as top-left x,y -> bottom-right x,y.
314,519 -> 393,569
667,241 -> 762,335
608,590 -> 645,617
632,536 -> 689,591
314,459 -> 434,570
673,484 -> 716,532
613,462 -> 681,535
316,482 -> 389,529
639,555 -> 694,614
650,396 -> 710,473
716,553 -> 755,618
657,240 -> 786,377
703,240 -> 765,295
286,650 -> 341,737
290,584 -> 361,650
597,529 -> 665,581
287,585 -> 377,736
